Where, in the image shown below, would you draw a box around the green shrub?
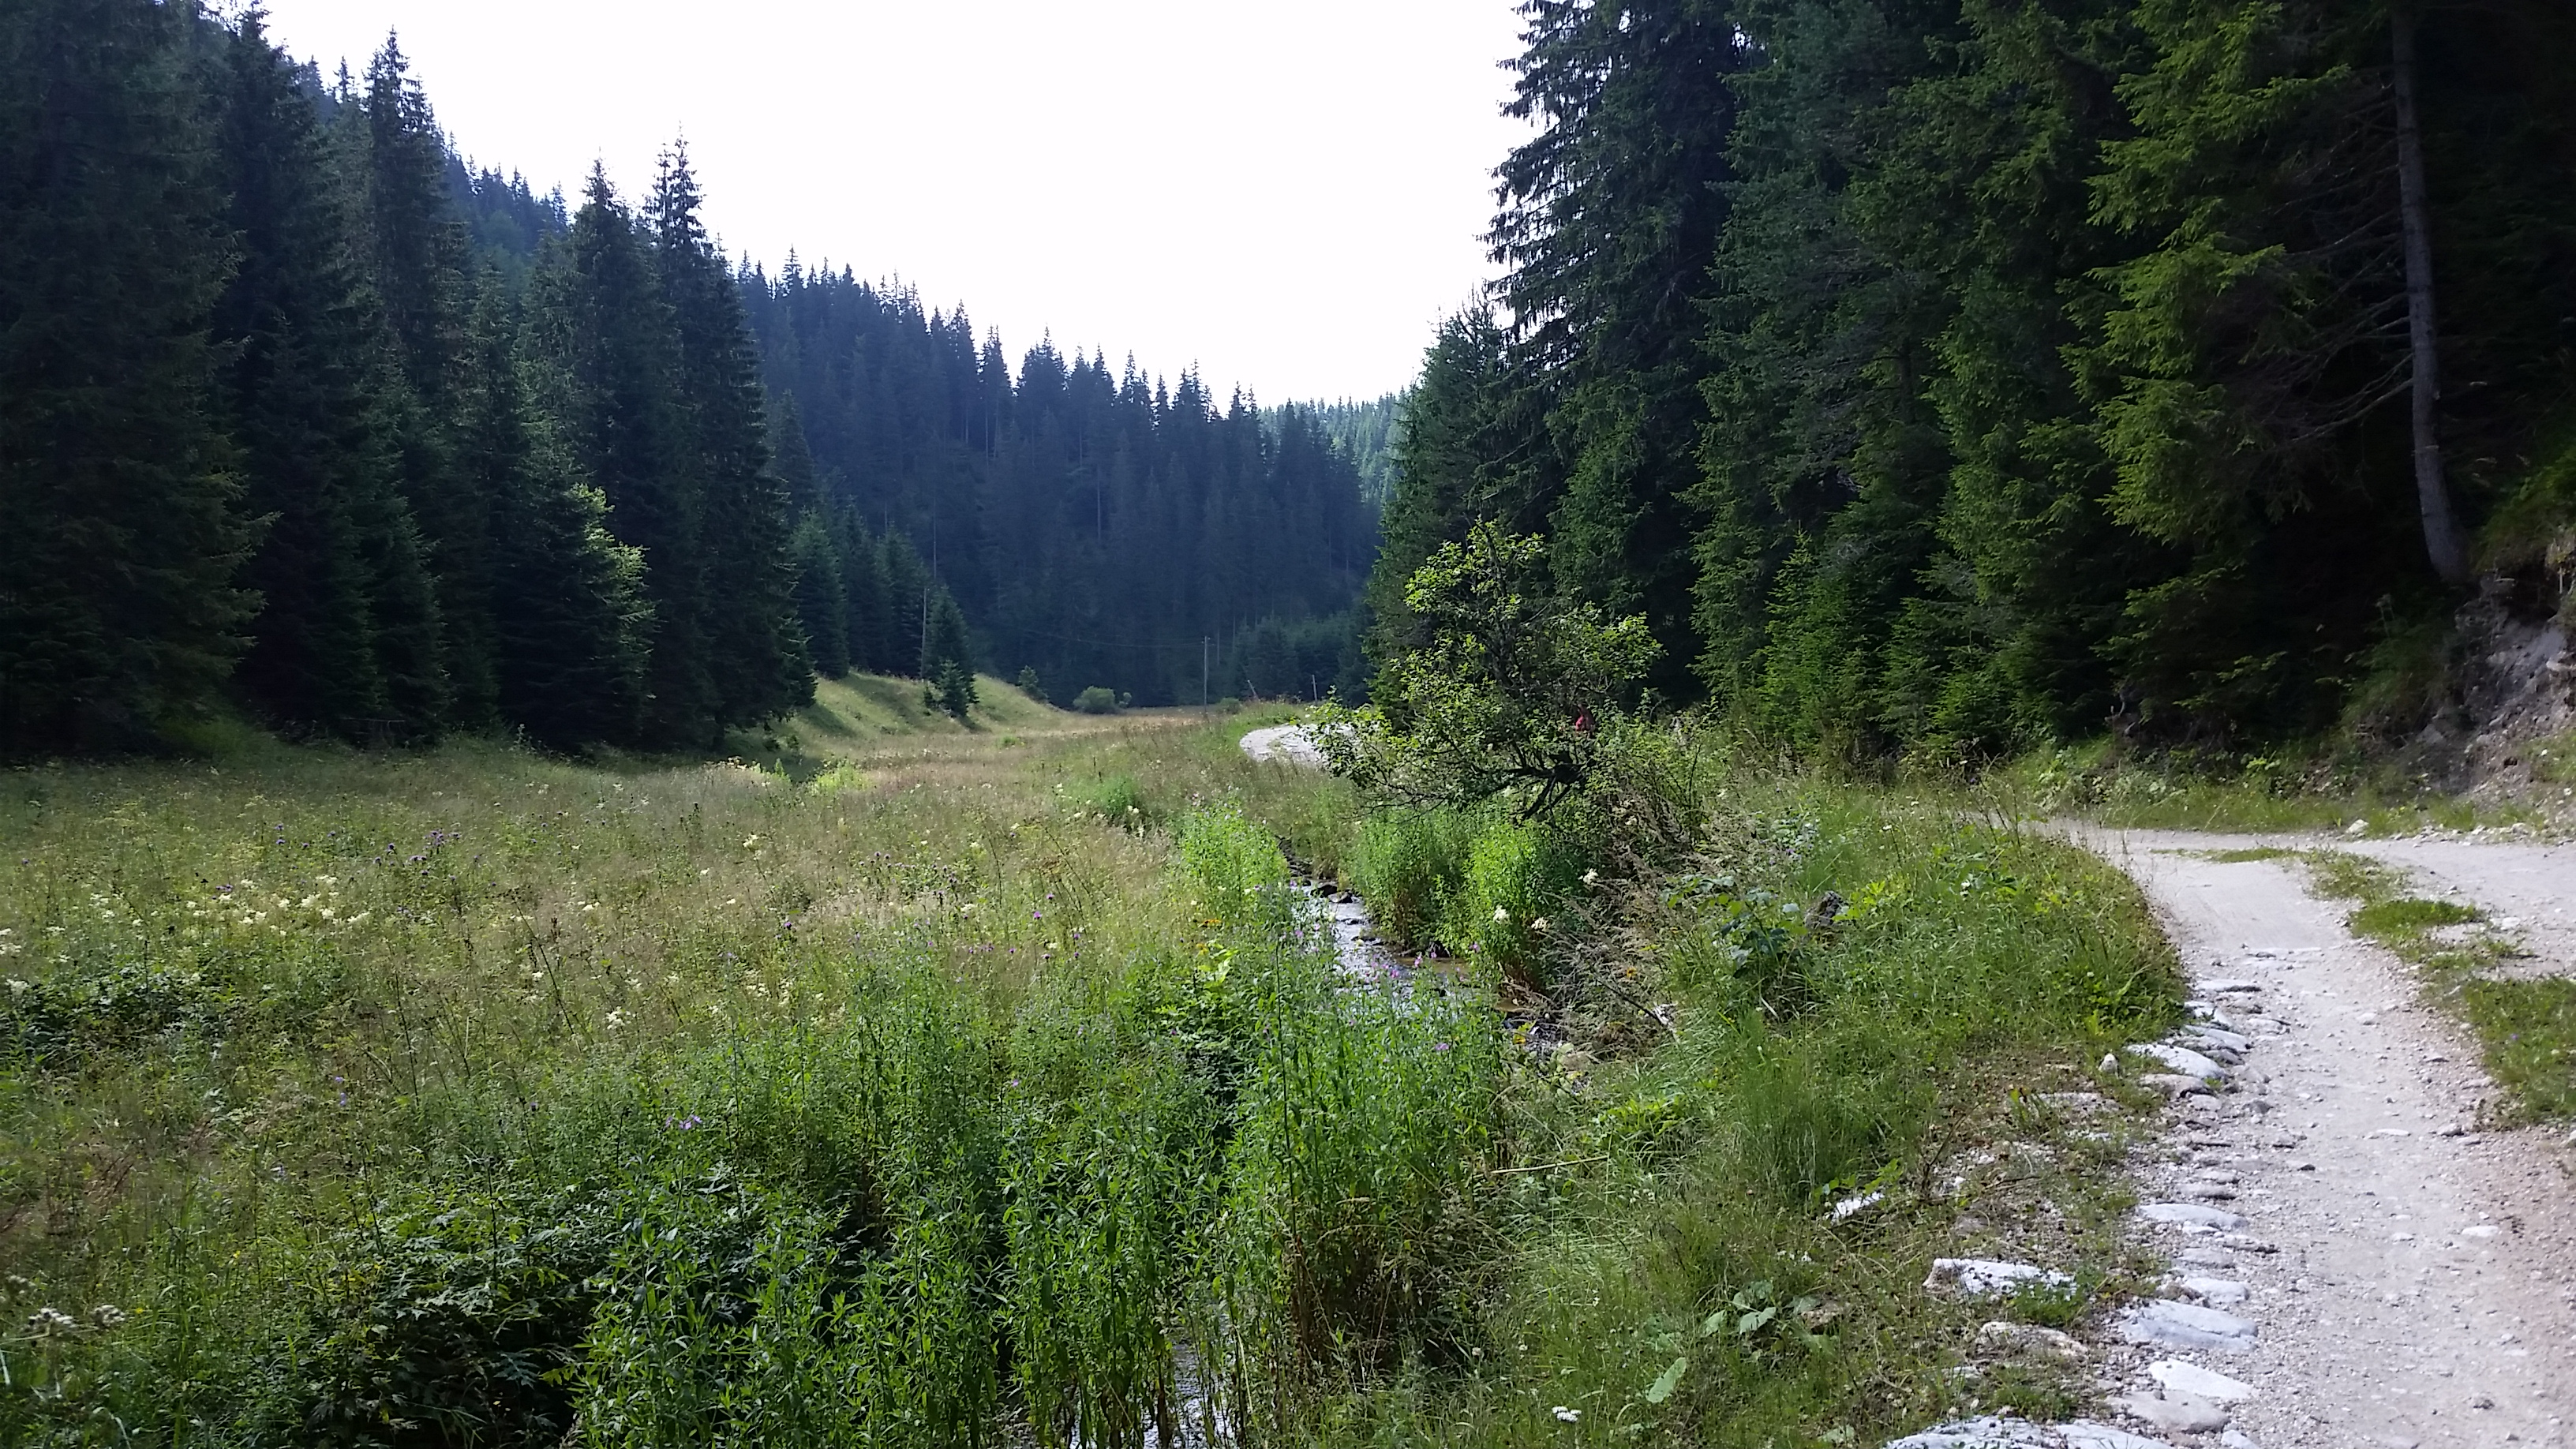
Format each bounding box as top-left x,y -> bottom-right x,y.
1073,687 -> 1121,715
1342,809 -> 1475,951
1217,986 -> 1503,1397
1176,803 -> 1294,940
1443,817 -> 1582,986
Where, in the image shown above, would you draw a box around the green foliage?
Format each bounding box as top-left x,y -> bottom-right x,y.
1072,687 -> 1121,715
1320,522 -> 1659,818
1344,810 -> 1477,952
0,711 -> 2187,1448
0,0 -> 252,751
1391,0 -> 2576,760
2460,979 -> 2576,1121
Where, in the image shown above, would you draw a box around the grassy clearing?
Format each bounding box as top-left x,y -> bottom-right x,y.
2300,850 -> 2574,1125
0,710 -> 2181,1447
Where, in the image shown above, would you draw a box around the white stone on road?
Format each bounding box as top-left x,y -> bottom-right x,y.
2135,1202 -> 2248,1230
2118,1297 -> 2259,1351
2147,1358 -> 2257,1401
1923,1258 -> 2073,1298
2128,1042 -> 2229,1080
2065,826 -> 2576,1449
1883,1418 -> 2182,1449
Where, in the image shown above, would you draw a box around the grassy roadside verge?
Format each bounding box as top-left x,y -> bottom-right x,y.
2,713 -> 2184,1447
2301,851 -> 2576,1123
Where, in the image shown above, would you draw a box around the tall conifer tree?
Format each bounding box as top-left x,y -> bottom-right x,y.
530,169 -> 716,743
650,144 -> 809,721
0,0 -> 251,751
213,15 -> 451,740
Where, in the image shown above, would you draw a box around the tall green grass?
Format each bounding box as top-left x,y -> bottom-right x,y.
0,720 -> 2181,1447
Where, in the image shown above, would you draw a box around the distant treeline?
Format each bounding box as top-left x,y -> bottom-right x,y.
739,268 -> 1381,706
0,0 -> 1377,754
1376,0 -> 2576,755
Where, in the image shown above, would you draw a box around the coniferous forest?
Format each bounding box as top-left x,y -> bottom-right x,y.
0,1 -> 1377,758
1376,0 -> 2576,760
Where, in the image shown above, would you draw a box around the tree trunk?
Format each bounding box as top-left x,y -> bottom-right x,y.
2393,3 -> 2471,586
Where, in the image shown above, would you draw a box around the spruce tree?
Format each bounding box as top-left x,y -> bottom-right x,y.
530,168 -> 716,743
650,144 -> 810,721
833,509 -> 891,674
788,513 -> 849,677
0,0 -> 252,751
461,286 -> 650,747
881,530 -> 930,676
212,14 -> 453,741
353,36 -> 477,728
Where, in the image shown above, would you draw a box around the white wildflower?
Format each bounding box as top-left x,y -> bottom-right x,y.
605,1009 -> 626,1032
1582,870 -> 1600,887
6,979 -> 28,995
1492,906 -> 1511,923
27,1306 -> 76,1336
1552,1406 -> 1580,1423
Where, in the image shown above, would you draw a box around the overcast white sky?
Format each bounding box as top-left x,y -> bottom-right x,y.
246,0 -> 1532,404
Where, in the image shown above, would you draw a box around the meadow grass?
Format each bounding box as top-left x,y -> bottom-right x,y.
1,706 -> 2181,1447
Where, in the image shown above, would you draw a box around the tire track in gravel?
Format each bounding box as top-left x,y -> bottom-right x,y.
2066,828 -> 2576,1449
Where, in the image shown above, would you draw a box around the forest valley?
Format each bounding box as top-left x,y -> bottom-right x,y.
5,2 -> 2576,1449
0,6 -> 1384,758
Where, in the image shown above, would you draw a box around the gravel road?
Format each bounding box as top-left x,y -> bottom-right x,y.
2066,827 -> 2576,1449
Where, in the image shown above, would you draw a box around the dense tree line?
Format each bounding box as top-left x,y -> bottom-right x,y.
0,1 -> 1378,753
1378,0 -> 2576,755
740,268 -> 1380,705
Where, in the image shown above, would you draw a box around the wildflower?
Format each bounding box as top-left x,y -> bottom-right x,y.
959,902 -> 976,915
27,1306 -> 76,1337
605,1009 -> 627,1032
1432,1042 -> 1451,1052
1492,906 -> 1511,923
1582,870 -> 1599,887
90,1305 -> 125,1328
743,835 -> 762,848
1530,917 -> 1550,934
6,979 -> 27,995
1552,1406 -> 1580,1423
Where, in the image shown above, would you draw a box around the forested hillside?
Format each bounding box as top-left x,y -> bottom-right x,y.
1377,0 -> 2576,759
739,270 -> 1380,706
0,1 -> 1374,757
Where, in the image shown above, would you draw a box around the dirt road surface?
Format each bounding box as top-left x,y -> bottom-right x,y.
2069,827 -> 2576,1449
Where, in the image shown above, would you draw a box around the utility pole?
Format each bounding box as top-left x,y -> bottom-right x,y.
1202,637 -> 1211,711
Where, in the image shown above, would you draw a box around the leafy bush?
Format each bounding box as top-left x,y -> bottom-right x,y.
1315,522 -> 1657,818
1342,809 -> 1475,951
1217,985 -> 1503,1394
1073,687 -> 1121,715
1444,816 -> 1579,986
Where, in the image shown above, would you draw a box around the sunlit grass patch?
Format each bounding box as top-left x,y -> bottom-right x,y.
2460,979 -> 2576,1121
2351,897 -> 2482,935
